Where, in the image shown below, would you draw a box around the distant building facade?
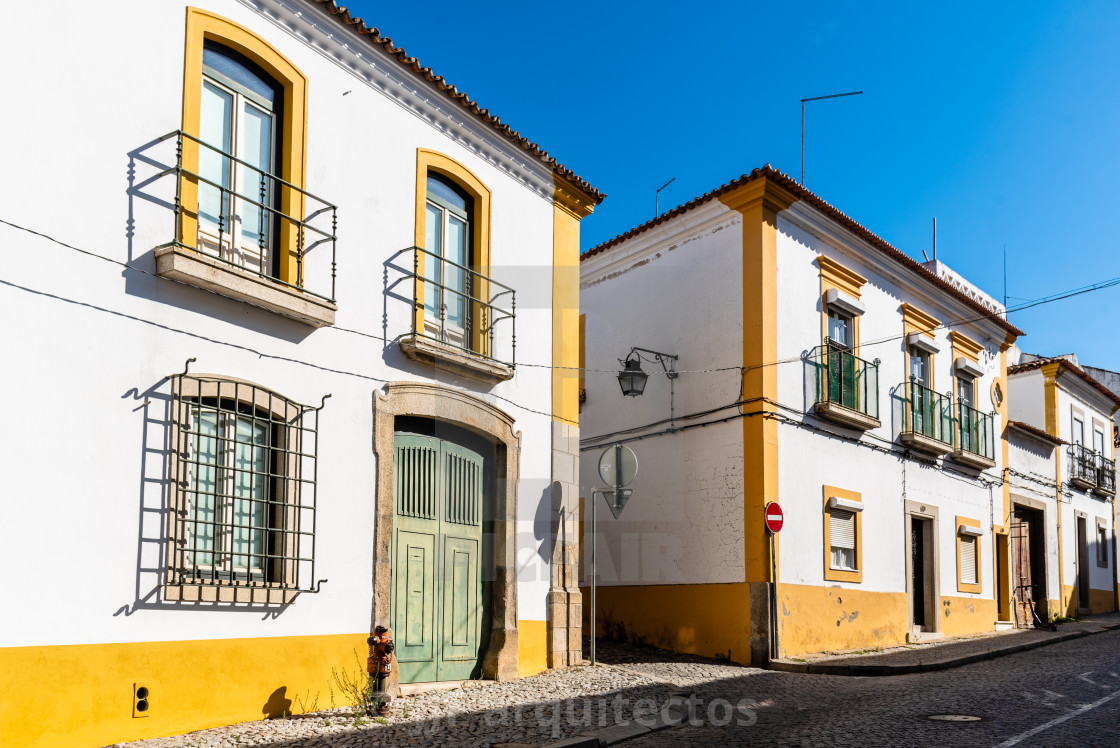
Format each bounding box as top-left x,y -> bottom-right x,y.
579,167 -> 1024,664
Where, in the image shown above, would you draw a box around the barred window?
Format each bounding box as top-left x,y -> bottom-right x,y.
168,373 -> 323,603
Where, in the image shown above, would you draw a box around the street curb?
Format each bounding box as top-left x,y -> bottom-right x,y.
770,622 -> 1120,676
534,690 -> 694,748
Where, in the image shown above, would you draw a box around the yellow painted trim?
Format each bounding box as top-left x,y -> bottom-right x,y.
720,177 -> 798,585
1090,588 -> 1116,614
900,303 -> 941,338
0,633 -> 367,748
823,485 -> 863,583
578,313 -> 586,405
948,330 -> 983,364
939,595 -> 998,637
181,7 -> 308,286
1041,361 -> 1065,595
956,516 -> 983,594
552,175 -> 590,426
517,620 -> 549,677
581,583 -> 752,663
414,149 -> 494,355
777,583 -> 908,656
817,255 -> 867,298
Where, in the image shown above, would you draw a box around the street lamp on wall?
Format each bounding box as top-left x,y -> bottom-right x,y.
617,347 -> 678,397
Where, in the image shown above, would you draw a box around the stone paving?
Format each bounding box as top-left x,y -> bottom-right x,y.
111,663 -> 676,748
773,612 -> 1120,671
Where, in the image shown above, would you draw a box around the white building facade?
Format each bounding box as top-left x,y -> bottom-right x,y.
580,168 -> 1024,664
1007,354 -> 1119,618
0,2 -> 598,746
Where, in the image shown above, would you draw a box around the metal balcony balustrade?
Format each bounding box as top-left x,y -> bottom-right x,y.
1069,443 -> 1116,494
156,130 -> 338,303
388,245 -> 516,369
810,343 -> 880,420
957,401 -> 995,461
902,379 -> 954,446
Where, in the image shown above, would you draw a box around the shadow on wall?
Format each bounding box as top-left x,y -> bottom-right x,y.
112,372 -> 295,619
263,687 -> 294,719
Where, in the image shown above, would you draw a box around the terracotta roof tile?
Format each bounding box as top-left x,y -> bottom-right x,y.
1007,420 -> 1066,446
304,0 -> 603,204
581,164 -> 1023,338
1008,357 -> 1120,406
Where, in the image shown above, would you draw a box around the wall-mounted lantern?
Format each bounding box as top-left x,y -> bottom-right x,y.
617,347 -> 678,397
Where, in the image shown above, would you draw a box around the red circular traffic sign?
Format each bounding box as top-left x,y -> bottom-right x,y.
764,502 -> 784,533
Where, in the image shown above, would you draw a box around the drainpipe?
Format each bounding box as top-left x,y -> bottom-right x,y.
1112,497 -> 1118,612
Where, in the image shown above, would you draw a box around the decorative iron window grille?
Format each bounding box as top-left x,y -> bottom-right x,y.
1069,443 -> 1116,495
168,365 -> 327,603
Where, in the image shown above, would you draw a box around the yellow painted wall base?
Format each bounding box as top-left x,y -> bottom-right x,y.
1090,588 -> 1117,614
517,620 -> 548,678
778,584 -> 908,657
939,596 -> 998,638
1059,585 -> 1078,617
0,633 -> 368,748
581,583 -> 751,664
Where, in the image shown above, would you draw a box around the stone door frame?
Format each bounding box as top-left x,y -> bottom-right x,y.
373,382 -> 521,685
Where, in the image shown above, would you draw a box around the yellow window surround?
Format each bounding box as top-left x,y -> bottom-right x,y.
949,331 -> 984,365
902,303 -> 941,390
818,256 -> 867,353
823,485 -> 863,584
413,149 -> 493,357
956,516 -> 983,593
180,7 -> 309,289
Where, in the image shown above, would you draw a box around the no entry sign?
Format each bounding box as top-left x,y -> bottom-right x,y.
764,502 -> 784,533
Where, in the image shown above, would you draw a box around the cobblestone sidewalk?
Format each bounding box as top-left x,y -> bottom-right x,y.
110,663 -> 676,748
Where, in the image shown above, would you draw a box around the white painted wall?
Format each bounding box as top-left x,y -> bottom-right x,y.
1008,433 -> 1062,603
579,202 -> 745,586
775,206 -> 1008,601
0,0 -> 567,647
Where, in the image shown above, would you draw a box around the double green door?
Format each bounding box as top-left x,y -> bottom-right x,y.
393,433 -> 486,683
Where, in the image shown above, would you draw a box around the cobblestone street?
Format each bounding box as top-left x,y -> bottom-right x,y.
113,626 -> 1120,747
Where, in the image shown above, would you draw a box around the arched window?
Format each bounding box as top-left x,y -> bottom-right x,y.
197,42 -> 282,276
423,174 -> 473,347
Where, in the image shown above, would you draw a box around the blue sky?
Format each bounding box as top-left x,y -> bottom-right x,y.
345,1 -> 1120,369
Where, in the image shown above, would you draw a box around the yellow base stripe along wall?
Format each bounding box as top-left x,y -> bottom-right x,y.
778,584 -> 908,656
518,620 -> 548,678
579,583 -> 752,664
0,633 -> 368,748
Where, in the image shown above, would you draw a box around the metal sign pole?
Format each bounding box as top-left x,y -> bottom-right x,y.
770,530 -> 779,660
591,489 -> 597,667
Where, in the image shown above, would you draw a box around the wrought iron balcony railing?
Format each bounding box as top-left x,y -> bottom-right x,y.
902,379 -> 954,446
1069,443 -> 1116,494
811,344 -> 880,420
156,130 -> 338,303
388,246 -> 516,369
957,402 -> 996,461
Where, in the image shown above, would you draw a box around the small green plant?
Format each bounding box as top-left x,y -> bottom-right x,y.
374,717 -> 389,724
1052,615 -> 1080,625
402,702 -> 410,719
331,649 -> 379,719
571,667 -> 585,672
323,719 -> 331,726
294,689 -> 320,715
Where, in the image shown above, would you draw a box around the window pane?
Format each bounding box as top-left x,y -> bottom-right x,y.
239,104 -> 273,250
446,214 -> 468,327
827,311 -> 850,348
426,175 -> 469,213
199,82 -> 233,235
231,416 -> 268,572
424,203 -> 442,317
203,43 -> 276,107
189,408 -> 220,567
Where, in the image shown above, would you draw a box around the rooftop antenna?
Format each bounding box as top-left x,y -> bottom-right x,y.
801,90 -> 863,185
655,177 -> 676,218
1003,243 -> 1008,308
932,217 -> 937,263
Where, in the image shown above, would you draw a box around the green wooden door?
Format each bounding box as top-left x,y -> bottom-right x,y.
393,433 -> 486,683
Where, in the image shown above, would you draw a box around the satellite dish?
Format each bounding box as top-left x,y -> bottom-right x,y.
598,444 -> 638,488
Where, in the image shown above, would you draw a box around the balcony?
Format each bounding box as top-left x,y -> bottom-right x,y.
1069,444 -> 1116,495
900,380 -> 954,455
951,402 -> 996,469
153,131 -> 338,327
810,344 -> 881,429
388,246 -> 516,384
